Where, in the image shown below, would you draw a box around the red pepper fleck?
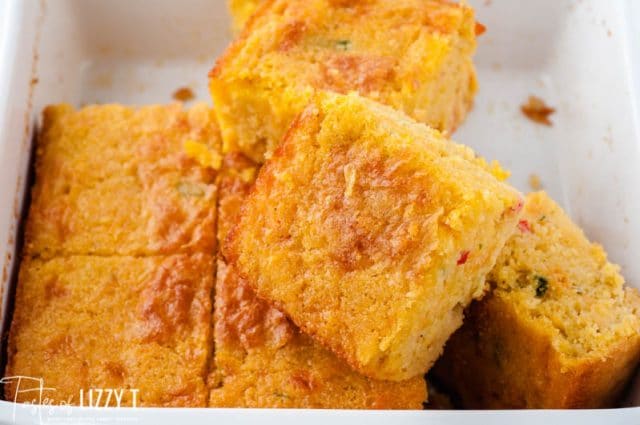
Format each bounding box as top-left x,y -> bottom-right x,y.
457,250 -> 470,265
511,199 -> 524,213
518,219 -> 531,233
475,22 -> 487,36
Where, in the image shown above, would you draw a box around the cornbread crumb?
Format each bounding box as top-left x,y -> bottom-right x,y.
209,153 -> 426,408
211,0 -> 480,162
184,139 -> 223,170
172,86 -> 195,102
521,96 -> 555,126
228,93 -> 523,381
435,192 -> 640,408
528,173 -> 542,190
25,103 -> 221,258
5,255 -> 213,407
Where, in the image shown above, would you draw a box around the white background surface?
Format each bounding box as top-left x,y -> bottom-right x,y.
0,0 -> 639,423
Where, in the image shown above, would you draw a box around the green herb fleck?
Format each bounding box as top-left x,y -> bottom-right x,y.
539,215 -> 547,222
335,39 -> 352,51
176,181 -> 205,197
478,243 -> 483,250
535,275 -> 549,298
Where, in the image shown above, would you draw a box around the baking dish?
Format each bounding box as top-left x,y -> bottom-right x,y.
0,0 -> 639,422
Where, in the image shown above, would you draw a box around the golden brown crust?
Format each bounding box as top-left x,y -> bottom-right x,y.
5,103 -> 220,408
434,192 -> 640,408
24,103 -> 220,258
215,154 -> 292,352
5,255 -> 213,407
227,92 -> 522,381
210,152 -> 427,408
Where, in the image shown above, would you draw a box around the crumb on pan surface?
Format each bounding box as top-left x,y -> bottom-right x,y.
227,92 -> 523,381
209,153 -> 427,408
173,86 -> 196,102
521,95 -> 555,126
434,191 -> 640,408
211,0 -> 480,162
4,254 -> 213,407
24,103 -> 221,258
528,173 -> 542,190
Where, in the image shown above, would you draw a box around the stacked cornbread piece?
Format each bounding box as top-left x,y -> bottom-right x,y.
434,192 -> 640,408
212,0 -> 480,162
5,0 -> 640,411
5,104 -> 221,406
224,93 -> 523,382
209,153 -> 426,407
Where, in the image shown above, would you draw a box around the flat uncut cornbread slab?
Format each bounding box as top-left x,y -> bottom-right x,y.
227,92 -> 523,381
209,153 -> 426,408
4,103 -> 222,408
5,254 -> 213,407
211,0 -> 480,162
434,192 -> 640,408
25,103 -> 221,258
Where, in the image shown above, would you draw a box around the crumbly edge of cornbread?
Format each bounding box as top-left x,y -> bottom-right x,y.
227,92 -> 522,381
208,153 -> 427,408
489,192 -> 640,360
210,0 -> 479,162
434,191 -> 640,408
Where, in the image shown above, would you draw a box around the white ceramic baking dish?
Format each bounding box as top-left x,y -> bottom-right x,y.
0,0 -> 639,423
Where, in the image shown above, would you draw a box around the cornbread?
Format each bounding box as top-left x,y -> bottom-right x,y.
5,254 -> 213,407
209,153 -> 426,408
228,0 -> 263,32
227,93 -> 523,381
434,192 -> 640,408
211,0 -> 480,162
25,103 -> 221,258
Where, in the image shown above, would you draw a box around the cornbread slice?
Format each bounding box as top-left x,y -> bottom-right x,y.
227,93 -> 523,381
209,153 -> 426,408
228,0 -> 263,32
5,254 -> 213,407
210,0 -> 480,162
434,192 -> 640,408
25,103 -> 221,258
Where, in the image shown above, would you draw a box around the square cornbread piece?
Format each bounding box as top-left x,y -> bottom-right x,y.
228,0 -> 263,32
434,192 -> 640,408
227,93 -> 523,381
211,0 -> 480,162
5,254 -> 213,407
25,103 -> 221,258
208,153 -> 426,408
